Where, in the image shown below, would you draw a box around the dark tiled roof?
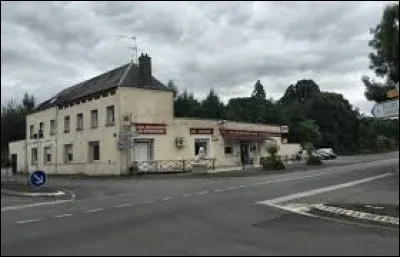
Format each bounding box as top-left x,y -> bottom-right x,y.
35,62 -> 169,111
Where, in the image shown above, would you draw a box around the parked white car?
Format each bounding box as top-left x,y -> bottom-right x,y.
316,148 -> 337,159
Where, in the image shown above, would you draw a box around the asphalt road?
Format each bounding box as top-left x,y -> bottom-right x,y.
1,154 -> 399,256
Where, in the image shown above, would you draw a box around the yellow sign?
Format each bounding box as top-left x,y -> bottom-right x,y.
387,89 -> 399,98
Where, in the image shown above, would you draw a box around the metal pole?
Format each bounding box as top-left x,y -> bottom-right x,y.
36,136 -> 39,170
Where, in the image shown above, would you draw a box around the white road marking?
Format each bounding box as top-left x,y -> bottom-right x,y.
267,203 -> 316,216
85,208 -> 104,213
197,191 -> 209,195
161,197 -> 172,201
53,213 -> 73,218
1,189 -> 76,212
225,186 -> 237,190
182,194 -> 192,198
142,200 -> 154,204
16,219 -> 41,224
239,185 -> 246,188
115,203 -> 132,208
1,199 -> 73,212
213,189 -> 224,192
258,173 -> 393,205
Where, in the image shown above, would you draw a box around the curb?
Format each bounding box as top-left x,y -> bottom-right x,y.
1,189 -> 66,197
311,204 -> 399,226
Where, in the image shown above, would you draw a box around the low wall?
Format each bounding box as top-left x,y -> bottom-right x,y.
31,162 -> 119,176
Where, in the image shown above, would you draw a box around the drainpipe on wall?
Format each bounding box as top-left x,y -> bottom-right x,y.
25,118 -> 28,174
55,107 -> 59,174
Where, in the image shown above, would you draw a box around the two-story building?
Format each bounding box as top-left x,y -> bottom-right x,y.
8,53 -> 301,175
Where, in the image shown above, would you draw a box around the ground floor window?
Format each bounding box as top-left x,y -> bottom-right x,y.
88,141 -> 100,162
44,147 -> 52,163
224,146 -> 233,154
31,148 -> 37,165
194,138 -> 210,156
64,144 -> 73,163
133,139 -> 154,162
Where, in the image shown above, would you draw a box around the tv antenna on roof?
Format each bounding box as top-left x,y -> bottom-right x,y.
117,35 -> 138,64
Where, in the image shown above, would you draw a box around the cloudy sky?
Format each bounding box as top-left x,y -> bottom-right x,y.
1,1 -> 393,114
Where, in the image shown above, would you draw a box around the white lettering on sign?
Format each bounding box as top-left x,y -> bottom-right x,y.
371,100 -> 399,118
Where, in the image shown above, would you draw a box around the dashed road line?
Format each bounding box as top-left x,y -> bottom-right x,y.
161,197 -> 172,201
225,186 -> 237,191
142,200 -> 155,204
16,219 -> 41,224
85,208 -> 104,213
239,185 -> 246,188
182,194 -> 192,198
53,213 -> 73,218
197,190 -> 209,195
213,189 -> 224,192
115,203 -> 132,208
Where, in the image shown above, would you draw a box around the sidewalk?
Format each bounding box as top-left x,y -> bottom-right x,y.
1,180 -> 67,197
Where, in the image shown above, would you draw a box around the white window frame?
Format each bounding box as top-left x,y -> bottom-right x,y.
132,139 -> 154,161
106,105 -> 115,126
30,125 -> 34,138
64,144 -> 73,163
88,141 -> 100,162
64,116 -> 70,133
193,137 -> 211,157
31,147 -> 38,165
90,109 -> 98,128
76,113 -> 83,131
50,119 -> 56,135
44,146 -> 52,164
39,122 -> 44,137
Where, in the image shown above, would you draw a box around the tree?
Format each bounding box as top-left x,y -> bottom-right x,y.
362,3 -> 399,103
295,119 -> 322,148
167,80 -> 179,99
200,89 -> 225,119
174,90 -> 202,117
1,93 -> 35,166
22,92 -> 35,111
279,79 -> 321,104
251,80 -> 266,100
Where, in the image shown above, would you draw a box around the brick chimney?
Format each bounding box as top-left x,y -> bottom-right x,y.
138,53 -> 152,87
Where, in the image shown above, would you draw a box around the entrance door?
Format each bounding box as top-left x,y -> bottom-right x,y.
134,142 -> 149,162
240,143 -> 249,164
11,154 -> 17,175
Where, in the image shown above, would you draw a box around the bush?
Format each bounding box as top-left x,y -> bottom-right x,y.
260,156 -> 285,170
306,155 -> 323,165
129,162 -> 139,174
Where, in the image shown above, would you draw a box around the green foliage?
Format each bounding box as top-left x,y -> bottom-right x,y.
303,142 -> 314,156
1,93 -> 36,166
167,80 -> 179,99
251,80 -> 266,100
260,156 -> 285,170
265,141 -> 279,157
306,155 -> 323,166
362,3 -> 399,103
296,120 -> 321,147
199,89 -> 225,119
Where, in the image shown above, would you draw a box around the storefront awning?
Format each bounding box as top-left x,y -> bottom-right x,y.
219,129 -> 276,141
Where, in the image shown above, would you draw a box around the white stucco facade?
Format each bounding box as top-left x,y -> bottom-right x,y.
8,86 -> 300,176
8,57 -> 301,176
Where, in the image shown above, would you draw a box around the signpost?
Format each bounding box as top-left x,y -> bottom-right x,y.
29,170 -> 46,187
117,130 -> 138,150
371,99 -> 399,118
386,89 -> 399,98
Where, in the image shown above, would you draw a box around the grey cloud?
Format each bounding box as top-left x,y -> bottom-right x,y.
1,1 -> 393,114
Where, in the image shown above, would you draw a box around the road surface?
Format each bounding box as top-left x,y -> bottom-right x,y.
1,154 -> 399,255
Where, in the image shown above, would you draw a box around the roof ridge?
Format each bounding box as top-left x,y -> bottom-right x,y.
118,62 -> 133,86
